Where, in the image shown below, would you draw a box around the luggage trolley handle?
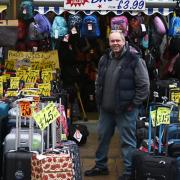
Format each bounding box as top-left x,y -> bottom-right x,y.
15,102 -> 33,151
40,97 -> 61,154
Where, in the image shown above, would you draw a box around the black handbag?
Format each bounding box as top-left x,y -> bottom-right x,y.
0,20 -> 18,47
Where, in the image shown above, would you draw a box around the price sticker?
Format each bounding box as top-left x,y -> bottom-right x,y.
10,77 -> 20,89
31,60 -> 40,70
73,129 -> 82,142
32,102 -> 60,130
170,91 -> 180,104
16,70 -> 26,80
88,24 -> 93,31
25,83 -> 35,89
6,90 -> 18,97
150,107 -> 171,127
41,61 -> 54,70
19,101 -> 32,117
0,76 -> 3,82
5,60 -> 15,70
38,83 -> 51,96
41,70 -> 53,83
0,82 -> 3,96
71,27 -> 77,34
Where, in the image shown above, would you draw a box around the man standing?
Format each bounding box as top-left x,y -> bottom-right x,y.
84,31 -> 150,180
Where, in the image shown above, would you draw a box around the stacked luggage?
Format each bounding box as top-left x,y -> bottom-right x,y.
134,84 -> 180,180
2,97 -> 82,180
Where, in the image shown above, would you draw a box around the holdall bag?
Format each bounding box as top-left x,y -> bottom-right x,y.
0,20 -> 18,47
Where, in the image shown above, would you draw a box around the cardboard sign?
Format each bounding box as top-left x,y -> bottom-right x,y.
32,102 -> 60,130
38,83 -> 51,96
10,77 -> 20,89
150,107 -> 171,127
8,50 -> 60,70
170,90 -> 180,104
19,101 -> 32,117
41,70 -> 53,83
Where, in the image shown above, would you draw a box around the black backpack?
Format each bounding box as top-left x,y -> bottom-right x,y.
68,124 -> 89,146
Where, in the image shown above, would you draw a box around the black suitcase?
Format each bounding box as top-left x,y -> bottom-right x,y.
3,102 -> 34,180
3,150 -> 32,180
133,150 -> 177,180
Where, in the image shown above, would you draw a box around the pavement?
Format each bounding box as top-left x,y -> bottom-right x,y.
77,119 -> 124,180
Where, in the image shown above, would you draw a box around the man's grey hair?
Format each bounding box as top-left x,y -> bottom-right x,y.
109,30 -> 125,42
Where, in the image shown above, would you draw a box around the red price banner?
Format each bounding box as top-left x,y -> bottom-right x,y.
19,101 -> 32,118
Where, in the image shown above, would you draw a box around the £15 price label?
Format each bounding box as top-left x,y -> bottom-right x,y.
32,102 -> 60,130
19,101 -> 32,117
150,107 -> 171,127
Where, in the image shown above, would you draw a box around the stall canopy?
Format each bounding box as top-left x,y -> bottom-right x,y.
34,0 -> 175,16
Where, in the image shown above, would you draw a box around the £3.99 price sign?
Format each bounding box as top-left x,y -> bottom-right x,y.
32,102 -> 60,130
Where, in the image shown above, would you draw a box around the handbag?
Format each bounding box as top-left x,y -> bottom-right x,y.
0,20 -> 18,46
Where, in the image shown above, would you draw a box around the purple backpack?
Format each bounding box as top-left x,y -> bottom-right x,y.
33,13 -> 51,35
111,16 -> 129,37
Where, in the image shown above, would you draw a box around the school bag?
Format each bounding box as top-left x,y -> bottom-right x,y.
51,16 -> 68,39
19,0 -> 33,20
111,16 -> 128,37
149,14 -> 167,48
68,14 -> 82,34
128,15 -> 146,47
80,15 -> 100,38
169,13 -> 180,37
33,13 -> 51,36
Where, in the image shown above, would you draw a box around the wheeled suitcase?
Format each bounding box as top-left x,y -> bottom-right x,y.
31,97 -> 78,180
133,103 -> 177,180
3,102 -> 34,180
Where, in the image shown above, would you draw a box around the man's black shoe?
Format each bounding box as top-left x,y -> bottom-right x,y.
84,166 -> 109,176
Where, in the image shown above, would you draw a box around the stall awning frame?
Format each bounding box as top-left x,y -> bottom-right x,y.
34,0 -> 177,16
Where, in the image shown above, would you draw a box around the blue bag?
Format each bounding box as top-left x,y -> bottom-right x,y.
80,15 -> 100,38
19,0 -> 33,20
169,14 -> 180,37
51,16 -> 68,39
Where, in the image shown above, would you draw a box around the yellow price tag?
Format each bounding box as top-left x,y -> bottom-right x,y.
0,76 -> 3,82
16,70 -> 26,80
25,83 -> 35,89
5,60 -> 15,70
24,70 -> 39,83
38,83 -> 51,96
31,60 -> 40,70
32,102 -> 60,130
6,90 -> 18,97
4,74 -> 10,80
170,91 -> 180,104
0,82 -> 3,96
150,107 -> 171,127
10,77 -> 20,89
41,70 -> 53,83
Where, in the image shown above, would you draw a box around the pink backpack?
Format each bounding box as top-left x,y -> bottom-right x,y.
153,16 -> 166,35
111,16 -> 128,37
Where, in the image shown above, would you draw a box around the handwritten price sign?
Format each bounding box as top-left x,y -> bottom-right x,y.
150,107 -> 171,127
41,70 -> 53,83
32,102 -> 60,130
38,83 -> 51,96
19,101 -> 32,117
10,77 -> 20,89
170,89 -> 180,104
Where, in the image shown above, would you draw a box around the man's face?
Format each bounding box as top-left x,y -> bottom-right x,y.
109,32 -> 125,54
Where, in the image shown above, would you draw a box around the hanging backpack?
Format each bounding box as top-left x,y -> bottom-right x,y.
80,15 -> 100,38
68,14 -> 82,34
28,22 -> 44,40
169,13 -> 180,37
149,14 -> 167,48
51,16 -> 68,39
110,16 -> 129,37
33,13 -> 51,36
19,0 -> 33,20
128,15 -> 146,47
